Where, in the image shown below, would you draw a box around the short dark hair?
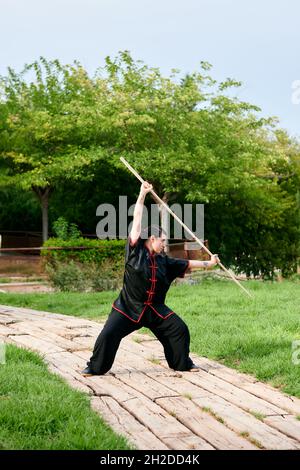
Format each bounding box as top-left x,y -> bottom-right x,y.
140,225 -> 166,240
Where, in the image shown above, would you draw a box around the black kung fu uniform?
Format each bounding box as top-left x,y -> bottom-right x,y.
87,236 -> 194,374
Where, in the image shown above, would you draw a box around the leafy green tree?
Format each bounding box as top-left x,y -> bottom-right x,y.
0,58 -> 107,240
0,51 -> 299,277
97,53 -> 299,277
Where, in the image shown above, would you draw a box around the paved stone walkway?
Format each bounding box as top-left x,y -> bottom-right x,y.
1,304 -> 300,450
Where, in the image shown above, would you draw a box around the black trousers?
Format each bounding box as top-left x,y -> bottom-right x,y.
87,307 -> 194,375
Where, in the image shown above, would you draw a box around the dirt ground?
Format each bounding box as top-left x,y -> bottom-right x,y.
0,281 -> 53,293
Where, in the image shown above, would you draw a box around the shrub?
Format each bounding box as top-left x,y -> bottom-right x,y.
52,217 -> 70,240
43,237 -> 126,292
41,237 -> 126,292
42,237 -> 126,268
46,260 -> 123,292
52,217 -> 82,241
87,260 -> 123,291
46,261 -> 89,292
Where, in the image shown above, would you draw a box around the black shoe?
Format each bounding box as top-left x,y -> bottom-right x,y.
188,363 -> 201,372
81,366 -> 95,377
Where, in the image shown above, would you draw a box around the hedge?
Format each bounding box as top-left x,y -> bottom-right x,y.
42,237 -> 127,268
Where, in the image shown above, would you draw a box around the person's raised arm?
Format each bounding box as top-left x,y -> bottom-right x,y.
188,254 -> 219,270
129,181 -> 153,245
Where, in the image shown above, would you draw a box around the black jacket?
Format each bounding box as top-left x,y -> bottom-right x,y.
113,237 -> 189,322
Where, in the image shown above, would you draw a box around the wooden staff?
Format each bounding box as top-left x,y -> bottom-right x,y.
120,156 -> 253,298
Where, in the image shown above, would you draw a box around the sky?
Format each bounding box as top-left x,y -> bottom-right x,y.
1,0 -> 299,138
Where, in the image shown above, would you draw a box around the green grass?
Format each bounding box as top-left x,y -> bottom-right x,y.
0,345 -> 133,450
0,291 -> 116,321
1,279 -> 300,397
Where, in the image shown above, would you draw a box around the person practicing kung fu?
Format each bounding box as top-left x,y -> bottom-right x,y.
82,181 -> 219,376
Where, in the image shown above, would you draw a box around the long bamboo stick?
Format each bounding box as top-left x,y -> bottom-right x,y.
120,156 -> 253,298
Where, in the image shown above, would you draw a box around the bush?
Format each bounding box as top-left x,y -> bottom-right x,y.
46,260 -> 123,292
289,273 -> 300,283
52,217 -> 81,240
46,261 -> 89,292
43,237 -> 126,292
42,237 -> 126,268
88,260 -> 123,291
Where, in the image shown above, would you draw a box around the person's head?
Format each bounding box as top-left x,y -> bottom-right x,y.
142,225 -> 167,254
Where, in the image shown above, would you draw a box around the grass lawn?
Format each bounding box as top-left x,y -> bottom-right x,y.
0,290 -> 115,321
1,279 -> 300,398
0,345 -> 133,450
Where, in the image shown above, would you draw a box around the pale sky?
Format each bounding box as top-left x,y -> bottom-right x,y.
1,0 -> 299,137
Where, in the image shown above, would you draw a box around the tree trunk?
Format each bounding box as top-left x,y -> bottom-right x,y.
32,186 -> 52,243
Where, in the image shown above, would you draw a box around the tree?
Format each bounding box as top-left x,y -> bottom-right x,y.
0,58 -> 107,240
1,52 -> 299,277
95,53 -> 299,277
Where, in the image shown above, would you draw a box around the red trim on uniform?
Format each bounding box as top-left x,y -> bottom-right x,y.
112,303 -> 148,323
143,252 -> 157,307
114,241 -> 173,322
148,304 -> 174,319
113,302 -> 174,322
